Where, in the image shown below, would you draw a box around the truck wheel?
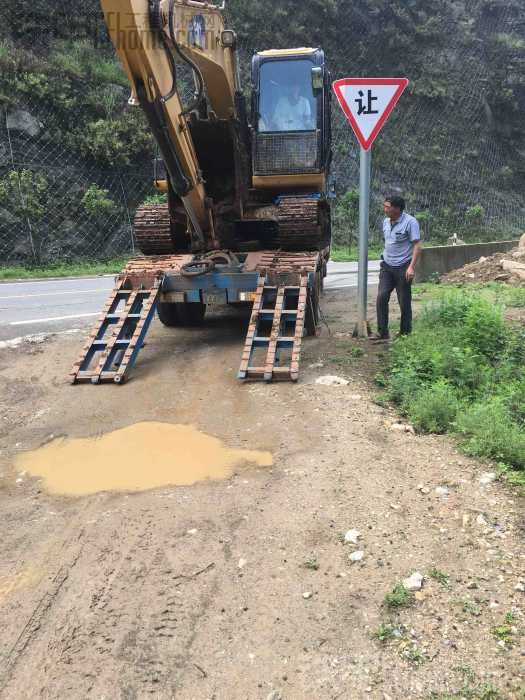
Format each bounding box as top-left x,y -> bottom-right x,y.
304,271 -> 321,336
157,302 -> 206,327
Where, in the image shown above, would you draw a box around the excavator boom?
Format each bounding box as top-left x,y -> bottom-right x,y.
101,0 -> 240,249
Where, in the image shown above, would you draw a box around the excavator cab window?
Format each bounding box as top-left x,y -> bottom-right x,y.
258,59 -> 317,133
251,50 -> 330,178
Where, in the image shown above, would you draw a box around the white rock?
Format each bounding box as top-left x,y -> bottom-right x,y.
476,514 -> 488,527
315,375 -> 349,386
186,528 -> 198,535
344,529 -> 361,545
302,591 -> 313,599
435,486 -> 449,496
238,558 -> 247,569
479,472 -> 497,485
514,582 -> 525,592
309,362 -> 324,369
349,550 -> 364,563
403,572 -> 424,591
497,640 -> 506,649
266,692 -> 283,700
479,256 -> 487,263
417,484 -> 431,495
391,423 -> 415,434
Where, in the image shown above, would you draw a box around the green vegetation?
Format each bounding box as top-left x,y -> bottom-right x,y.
429,568 -> 451,589
0,258 -> 127,280
431,667 -> 503,699
384,583 -> 414,610
401,644 -> 426,666
330,244 -> 382,262
458,598 -> 482,618
302,556 -> 320,571
492,611 -> 520,647
373,622 -> 406,643
1,0 -> 524,266
143,193 -> 169,206
81,185 -> 118,217
416,281 -> 525,309
380,287 -> 525,473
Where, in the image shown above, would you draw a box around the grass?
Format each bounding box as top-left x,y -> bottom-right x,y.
429,568 -> 451,589
373,622 -> 406,643
330,244 -> 382,262
415,280 -> 525,308
302,556 -> 320,571
49,39 -> 128,86
0,258 -> 128,280
379,286 -> 525,473
384,583 -> 414,610
431,667 -> 503,699
492,611 -> 520,646
401,643 -> 426,666
459,598 -> 482,617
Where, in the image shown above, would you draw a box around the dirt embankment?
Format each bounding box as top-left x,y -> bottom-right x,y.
442,235 -> 525,286
0,289 -> 523,699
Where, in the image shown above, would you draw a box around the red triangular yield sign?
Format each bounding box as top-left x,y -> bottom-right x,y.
332,78 -> 409,150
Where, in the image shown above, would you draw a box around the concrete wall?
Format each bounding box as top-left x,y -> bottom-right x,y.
414,240 -> 520,282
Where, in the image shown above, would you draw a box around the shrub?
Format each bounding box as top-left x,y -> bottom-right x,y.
81,184 -> 118,217
462,298 -> 506,360
142,192 -> 168,206
0,169 -> 49,221
420,292 -> 473,327
408,379 -> 460,434
455,399 -> 525,470
382,291 -> 525,472
73,114 -> 152,166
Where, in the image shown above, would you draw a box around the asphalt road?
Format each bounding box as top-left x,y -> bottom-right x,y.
0,261 -> 380,343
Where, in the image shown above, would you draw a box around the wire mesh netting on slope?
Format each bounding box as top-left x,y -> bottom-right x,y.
0,0 -> 524,265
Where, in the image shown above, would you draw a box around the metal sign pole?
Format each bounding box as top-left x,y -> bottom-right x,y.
354,146 -> 371,337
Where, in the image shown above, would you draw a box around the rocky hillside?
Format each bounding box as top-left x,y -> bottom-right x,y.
1,0 -> 524,261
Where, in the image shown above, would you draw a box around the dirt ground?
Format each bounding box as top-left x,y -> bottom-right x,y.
0,287 -> 523,700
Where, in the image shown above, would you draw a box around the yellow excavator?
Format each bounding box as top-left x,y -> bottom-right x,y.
102,0 -> 332,256
70,0 -> 332,384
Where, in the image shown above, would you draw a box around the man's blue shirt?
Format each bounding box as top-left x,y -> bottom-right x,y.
382,212 -> 421,267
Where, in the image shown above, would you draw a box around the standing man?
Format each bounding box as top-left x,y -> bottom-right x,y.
372,196 -> 421,342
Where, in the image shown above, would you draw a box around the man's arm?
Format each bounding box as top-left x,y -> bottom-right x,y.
406,241 -> 421,281
406,218 -> 422,281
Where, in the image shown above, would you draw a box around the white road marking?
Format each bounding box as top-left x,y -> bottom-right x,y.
9,312 -> 100,326
0,288 -> 112,300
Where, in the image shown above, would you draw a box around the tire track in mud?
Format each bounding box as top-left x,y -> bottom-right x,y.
0,534 -> 84,695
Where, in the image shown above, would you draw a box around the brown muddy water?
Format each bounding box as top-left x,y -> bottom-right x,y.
14,422 -> 273,496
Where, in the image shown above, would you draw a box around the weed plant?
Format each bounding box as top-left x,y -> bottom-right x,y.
380,290 -> 525,471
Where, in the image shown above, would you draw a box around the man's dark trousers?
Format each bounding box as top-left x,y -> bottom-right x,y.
376,260 -> 413,337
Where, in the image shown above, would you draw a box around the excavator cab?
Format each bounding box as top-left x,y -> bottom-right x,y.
251,49 -> 331,192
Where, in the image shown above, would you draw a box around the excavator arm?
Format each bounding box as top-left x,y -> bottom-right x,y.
100,0 -> 239,249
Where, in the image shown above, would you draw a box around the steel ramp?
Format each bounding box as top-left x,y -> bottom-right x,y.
238,273 -> 308,382
70,275 -> 162,385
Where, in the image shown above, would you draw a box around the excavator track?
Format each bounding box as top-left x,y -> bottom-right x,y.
133,203 -> 175,255
276,197 -> 326,251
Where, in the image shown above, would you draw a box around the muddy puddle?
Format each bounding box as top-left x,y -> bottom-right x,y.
15,422 -> 273,496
